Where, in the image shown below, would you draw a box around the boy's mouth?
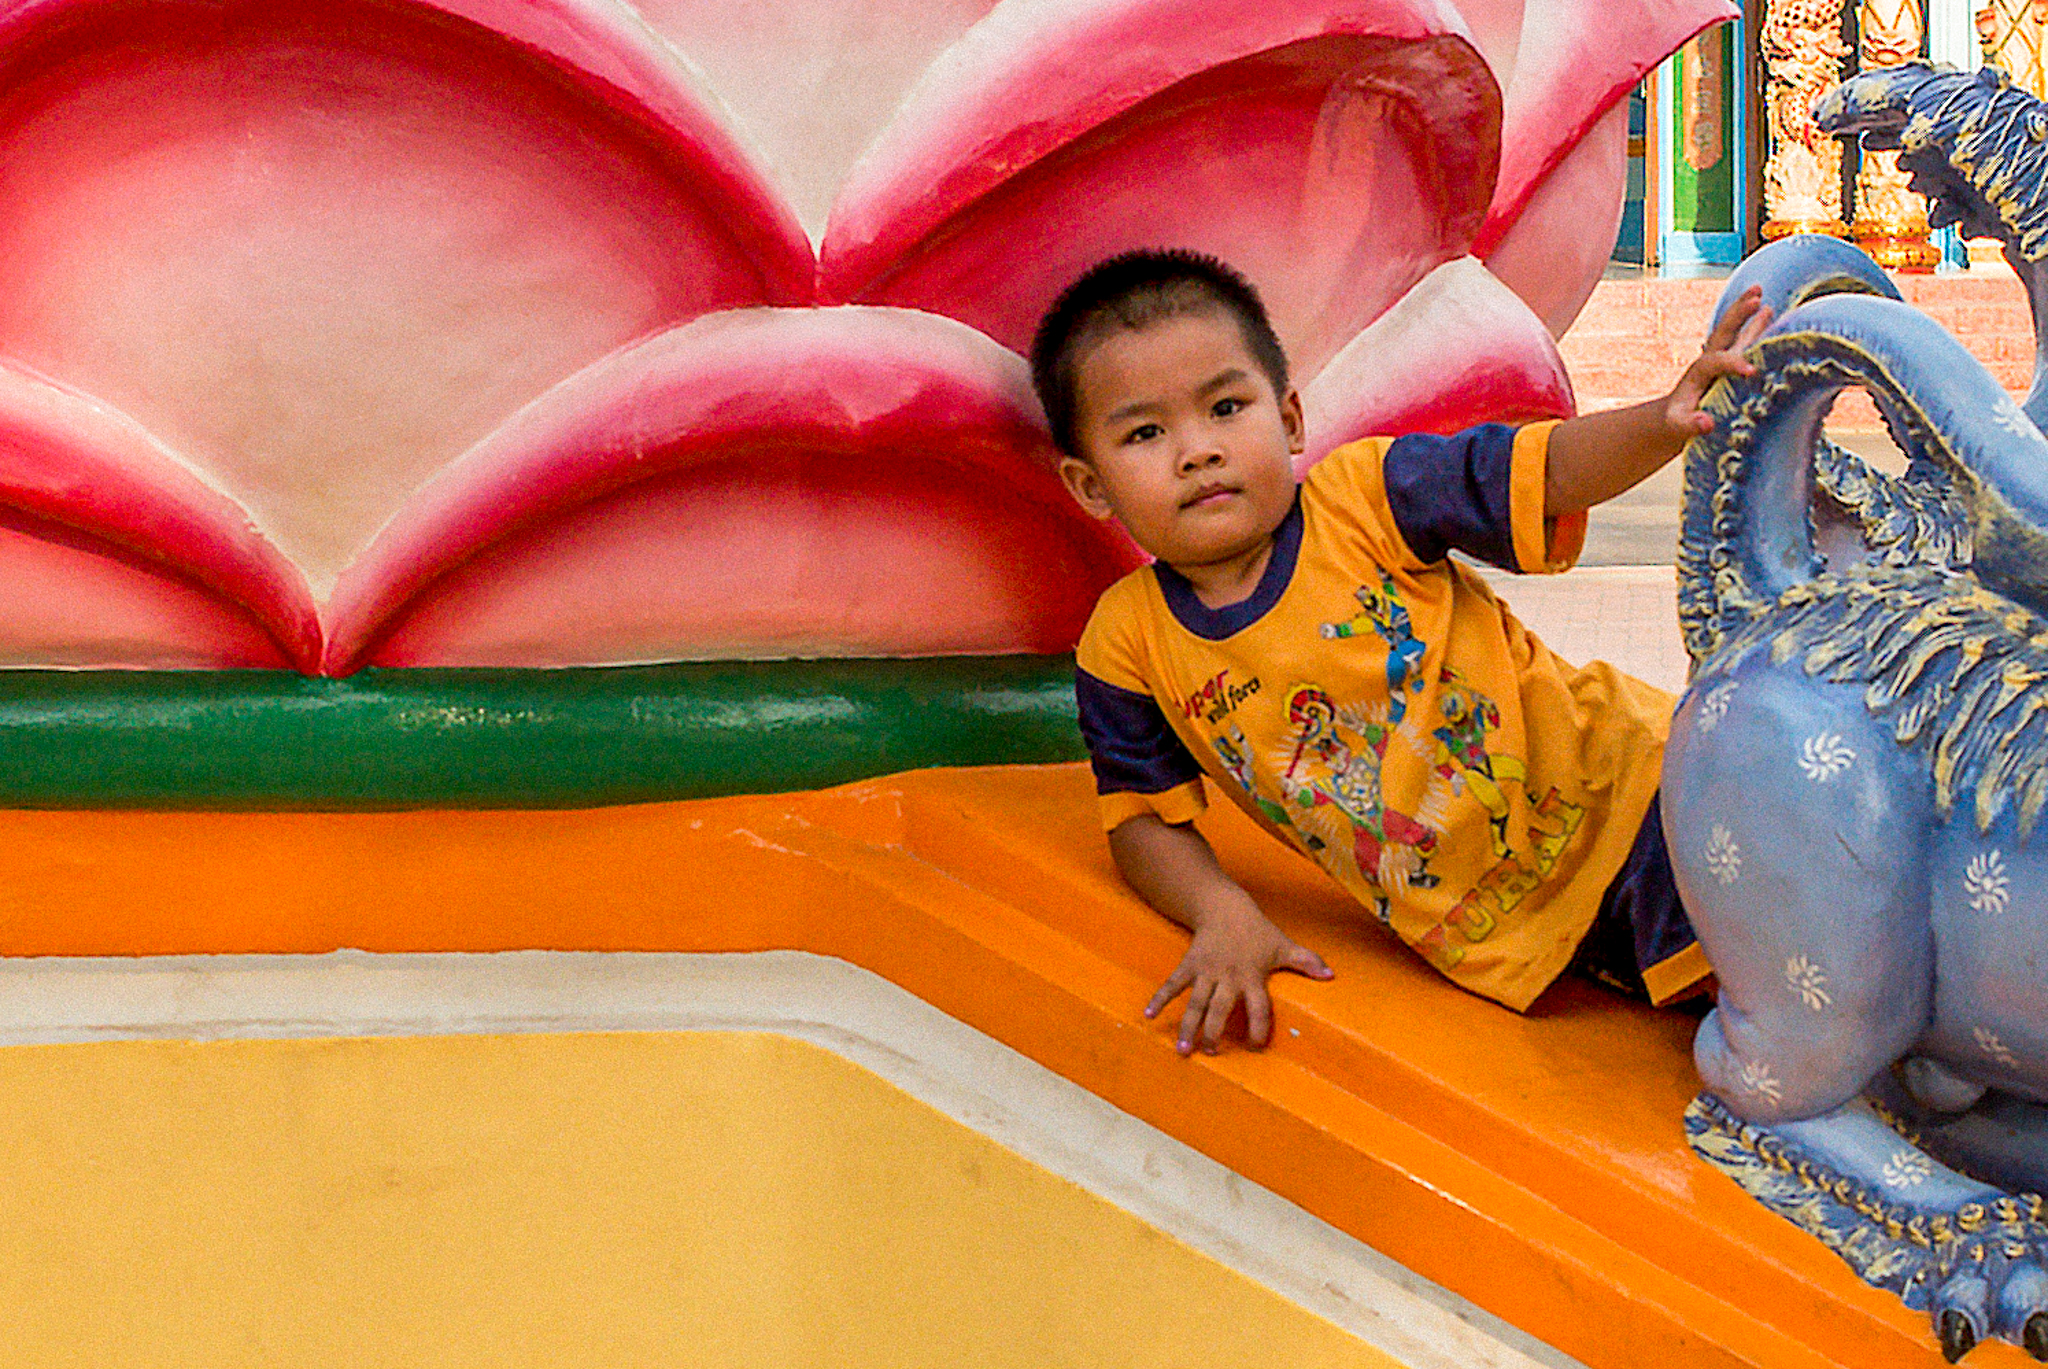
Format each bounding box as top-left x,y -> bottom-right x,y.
1181,483 -> 1240,510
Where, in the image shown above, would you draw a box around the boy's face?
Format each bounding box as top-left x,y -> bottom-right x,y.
1058,310 -> 1303,570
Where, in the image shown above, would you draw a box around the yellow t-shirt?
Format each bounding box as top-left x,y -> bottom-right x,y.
1074,422 -> 1674,1011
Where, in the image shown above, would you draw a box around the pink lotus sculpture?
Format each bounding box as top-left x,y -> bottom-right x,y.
0,0 -> 1731,675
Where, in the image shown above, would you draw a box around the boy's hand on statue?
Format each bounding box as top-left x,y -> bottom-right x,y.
1665,286 -> 1773,437
1142,905 -> 1333,1056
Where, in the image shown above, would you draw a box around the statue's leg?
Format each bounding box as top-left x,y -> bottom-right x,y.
1663,661 -> 1933,1124
1860,821 -> 2048,1268
1893,821 -> 2048,1202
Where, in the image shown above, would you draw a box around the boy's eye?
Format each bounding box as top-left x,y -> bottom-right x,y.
1122,422 -> 1164,444
1213,397 -> 1246,417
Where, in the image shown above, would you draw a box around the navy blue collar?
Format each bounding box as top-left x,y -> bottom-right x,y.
1152,491 -> 1304,640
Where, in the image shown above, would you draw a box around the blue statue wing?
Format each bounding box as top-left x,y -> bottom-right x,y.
1717,561 -> 2048,836
1812,438 -> 1971,571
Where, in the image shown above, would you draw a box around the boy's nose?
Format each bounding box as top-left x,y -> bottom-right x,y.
1178,444 -> 1224,473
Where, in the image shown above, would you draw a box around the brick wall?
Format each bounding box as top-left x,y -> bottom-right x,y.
1558,272 -> 2036,425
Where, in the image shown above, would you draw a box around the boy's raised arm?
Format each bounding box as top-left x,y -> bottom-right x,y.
1542,287 -> 1773,520
1111,813 -> 1334,1055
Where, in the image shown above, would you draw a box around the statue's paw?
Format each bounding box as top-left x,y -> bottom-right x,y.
1917,1197 -> 2048,1360
1686,1096 -> 2048,1360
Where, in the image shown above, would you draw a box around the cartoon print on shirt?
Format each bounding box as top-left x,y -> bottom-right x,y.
1277,685 -> 1442,890
1192,567 -> 1584,977
1431,667 -> 1529,858
1320,572 -> 1428,722
1413,785 -> 1586,972
1213,721 -> 1323,851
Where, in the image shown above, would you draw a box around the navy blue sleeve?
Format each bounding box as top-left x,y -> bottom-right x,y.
1380,422 -> 1520,571
1075,667 -> 1203,796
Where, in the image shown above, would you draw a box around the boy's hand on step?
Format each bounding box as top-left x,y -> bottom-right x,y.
1143,905 -> 1333,1056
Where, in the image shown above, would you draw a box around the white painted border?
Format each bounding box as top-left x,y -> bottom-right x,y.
0,949 -> 1580,1369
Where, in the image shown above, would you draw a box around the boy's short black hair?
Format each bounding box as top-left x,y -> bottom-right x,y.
1030,249 -> 1289,457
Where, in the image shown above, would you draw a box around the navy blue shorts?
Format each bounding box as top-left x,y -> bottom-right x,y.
1567,794 -> 1712,1005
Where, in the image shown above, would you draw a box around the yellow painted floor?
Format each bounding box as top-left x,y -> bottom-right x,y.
0,1029 -> 1396,1368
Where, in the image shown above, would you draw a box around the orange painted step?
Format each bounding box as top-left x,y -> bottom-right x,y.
0,765 -> 2014,1368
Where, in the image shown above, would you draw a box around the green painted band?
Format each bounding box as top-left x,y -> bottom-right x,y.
0,657 -> 1086,810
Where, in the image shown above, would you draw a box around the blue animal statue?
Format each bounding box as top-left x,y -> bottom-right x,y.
1663,64 -> 2048,1363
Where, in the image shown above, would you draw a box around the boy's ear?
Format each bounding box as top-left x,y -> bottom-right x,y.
1281,388 -> 1306,456
1059,454 -> 1116,520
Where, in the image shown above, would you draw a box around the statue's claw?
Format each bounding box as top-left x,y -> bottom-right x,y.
1939,1276 -> 1990,1361
1936,1228 -> 2048,1355
1915,1210 -> 2048,1357
1920,1206 -> 2048,1357
1942,1307 -> 1979,1363
2026,1311 -> 2048,1361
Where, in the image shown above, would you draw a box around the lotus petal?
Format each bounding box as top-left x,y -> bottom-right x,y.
0,511 -> 291,669
0,363 -> 316,668
326,307 -> 1142,673
821,0 -> 1498,382
1477,99 -> 1629,337
0,0 -> 1729,674
1467,0 -> 1733,250
1300,256 -> 1572,466
0,0 -> 810,599
620,0 -> 1001,240
368,0 -> 811,282
1462,0 -> 1735,326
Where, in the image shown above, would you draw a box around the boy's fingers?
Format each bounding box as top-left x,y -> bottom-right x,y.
1178,979 -> 1215,1055
1279,942 -> 1334,979
1144,962 -> 1195,1019
1681,349 -> 1757,403
1244,981 -> 1273,1048
1666,397 -> 1714,438
1706,292 -> 1769,355
1705,292 -> 1757,349
1695,353 -> 1753,384
1199,983 -> 1238,1053
1736,304 -> 1774,349
1700,301 -> 1771,378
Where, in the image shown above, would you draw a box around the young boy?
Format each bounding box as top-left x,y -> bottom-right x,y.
1032,250 -> 1770,1055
